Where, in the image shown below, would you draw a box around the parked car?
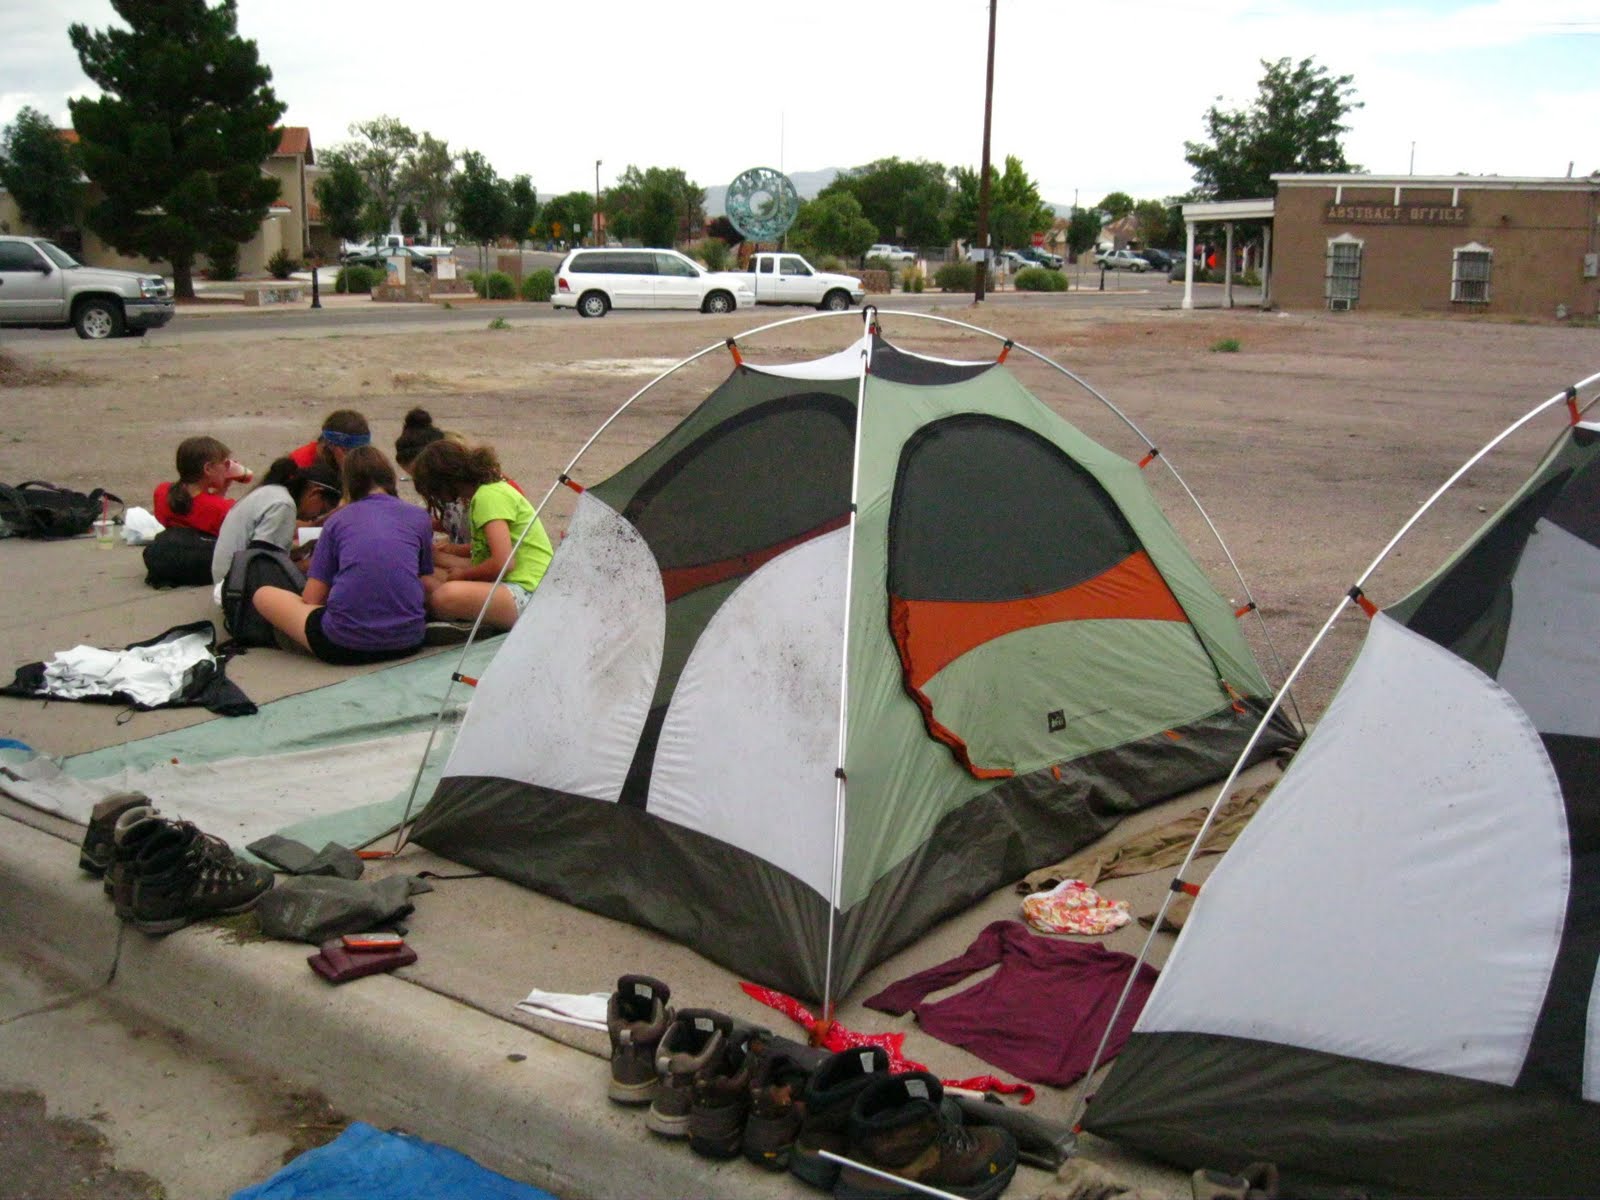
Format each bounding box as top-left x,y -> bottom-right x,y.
340,245 -> 435,274
743,252 -> 865,310
866,244 -> 916,264
1138,248 -> 1175,272
552,247 -> 755,318
1022,247 -> 1063,269
1094,248 -> 1150,272
0,235 -> 174,339
1000,250 -> 1040,274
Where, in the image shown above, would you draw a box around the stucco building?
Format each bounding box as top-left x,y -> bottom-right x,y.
0,126 -> 316,278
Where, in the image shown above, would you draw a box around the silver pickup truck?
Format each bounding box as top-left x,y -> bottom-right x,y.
0,235 -> 175,339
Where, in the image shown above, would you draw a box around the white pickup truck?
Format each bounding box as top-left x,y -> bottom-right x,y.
745,252 -> 865,310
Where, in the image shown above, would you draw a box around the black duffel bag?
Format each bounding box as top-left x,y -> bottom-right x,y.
143,526 -> 217,588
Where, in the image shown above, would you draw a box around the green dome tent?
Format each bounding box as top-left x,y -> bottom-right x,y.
1083,377 -> 1600,1197
410,314 -> 1297,1005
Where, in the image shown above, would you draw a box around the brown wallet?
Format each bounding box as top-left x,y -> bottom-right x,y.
307,938 -> 417,984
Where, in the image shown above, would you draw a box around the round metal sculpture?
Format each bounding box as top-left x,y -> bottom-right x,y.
726,166 -> 799,242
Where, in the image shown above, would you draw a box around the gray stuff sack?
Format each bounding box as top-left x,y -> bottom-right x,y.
255,875 -> 421,944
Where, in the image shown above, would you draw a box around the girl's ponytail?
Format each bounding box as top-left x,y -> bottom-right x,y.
169,436 -> 229,516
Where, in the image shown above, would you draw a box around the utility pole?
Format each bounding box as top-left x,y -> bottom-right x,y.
594,160 -> 603,247
974,0 -> 997,304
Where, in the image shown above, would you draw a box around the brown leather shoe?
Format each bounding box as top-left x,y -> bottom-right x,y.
836,1070 -> 1017,1200
606,974 -> 672,1106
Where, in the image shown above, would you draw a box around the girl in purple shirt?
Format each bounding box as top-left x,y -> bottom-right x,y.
252,447 -> 434,665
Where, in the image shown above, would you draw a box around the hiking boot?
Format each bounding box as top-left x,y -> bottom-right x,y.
645,1008 -> 729,1140
129,824 -> 275,935
689,1024 -> 765,1160
789,1046 -> 890,1190
742,1042 -> 814,1171
606,974 -> 672,1106
79,792 -> 153,876
106,808 -> 171,914
835,1071 -> 1017,1200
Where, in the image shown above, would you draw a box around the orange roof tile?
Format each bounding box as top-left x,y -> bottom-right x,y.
273,126 -> 313,163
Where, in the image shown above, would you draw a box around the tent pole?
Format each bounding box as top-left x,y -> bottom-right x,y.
821,308 -> 878,1023
1064,374 -> 1600,1133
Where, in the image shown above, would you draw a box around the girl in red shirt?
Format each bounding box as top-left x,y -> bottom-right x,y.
153,436 -> 250,536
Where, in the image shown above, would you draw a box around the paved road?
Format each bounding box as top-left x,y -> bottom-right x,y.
2,278 -> 1260,345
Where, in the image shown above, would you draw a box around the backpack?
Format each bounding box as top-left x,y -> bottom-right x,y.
222,543 -> 306,646
142,525 -> 217,588
0,481 -> 122,539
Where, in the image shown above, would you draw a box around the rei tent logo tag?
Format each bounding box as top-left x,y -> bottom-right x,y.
1047,709 -> 1066,732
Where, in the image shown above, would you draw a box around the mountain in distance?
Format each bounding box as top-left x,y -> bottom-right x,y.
702,165 -> 1078,227
703,167 -> 843,218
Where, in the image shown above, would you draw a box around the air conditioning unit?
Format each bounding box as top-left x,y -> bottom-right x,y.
1329,297 -> 1353,312
1584,252 -> 1598,279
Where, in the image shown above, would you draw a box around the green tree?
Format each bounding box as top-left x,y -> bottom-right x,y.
820,158 -> 950,247
606,165 -> 701,248
400,132 -> 453,239
450,150 -> 509,272
791,192 -> 877,260
68,0 -> 285,298
505,175 -> 538,262
950,157 -> 1051,250
398,202 -> 420,240
1186,56 -> 1361,200
1066,208 -> 1100,258
340,115 -> 418,233
0,106 -> 82,235
535,191 -> 594,244
313,150 -> 368,246
1132,198 -> 1168,247
1098,191 -> 1135,221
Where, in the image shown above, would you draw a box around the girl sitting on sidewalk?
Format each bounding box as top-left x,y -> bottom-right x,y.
153,436 -> 252,536
410,440 -> 552,631
251,447 -> 434,665
209,457 -> 342,584
288,409 -> 371,472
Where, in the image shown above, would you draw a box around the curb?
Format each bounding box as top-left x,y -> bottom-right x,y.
0,816 -> 796,1199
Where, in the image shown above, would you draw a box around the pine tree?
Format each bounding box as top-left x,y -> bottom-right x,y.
68,0 -> 286,298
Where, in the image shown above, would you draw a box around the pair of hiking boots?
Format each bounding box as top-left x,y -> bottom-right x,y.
78,792 -> 276,935
606,974 -> 1017,1199
607,974 -> 804,1163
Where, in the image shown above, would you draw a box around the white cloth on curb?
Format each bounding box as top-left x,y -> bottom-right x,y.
40,633 -> 213,708
515,989 -> 609,1031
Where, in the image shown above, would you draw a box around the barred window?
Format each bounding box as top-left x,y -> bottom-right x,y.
1325,236 -> 1362,310
1452,243 -> 1492,304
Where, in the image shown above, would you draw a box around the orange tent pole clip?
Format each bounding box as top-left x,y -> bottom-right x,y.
1567,385 -> 1581,426
726,338 -> 744,367
1137,447 -> 1161,469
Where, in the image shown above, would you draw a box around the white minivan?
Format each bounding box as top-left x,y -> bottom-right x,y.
553,247 -> 754,318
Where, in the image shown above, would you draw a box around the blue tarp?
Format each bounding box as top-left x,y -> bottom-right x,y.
231,1123 -> 557,1200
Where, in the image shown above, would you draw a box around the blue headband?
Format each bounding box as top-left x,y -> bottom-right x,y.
321,429 -> 371,450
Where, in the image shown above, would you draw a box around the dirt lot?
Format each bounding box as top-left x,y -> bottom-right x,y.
2,303 -> 1596,719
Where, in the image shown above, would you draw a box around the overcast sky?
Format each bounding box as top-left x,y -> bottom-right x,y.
2,0 -> 1596,207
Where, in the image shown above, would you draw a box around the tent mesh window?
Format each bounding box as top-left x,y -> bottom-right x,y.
888,414 -> 1141,602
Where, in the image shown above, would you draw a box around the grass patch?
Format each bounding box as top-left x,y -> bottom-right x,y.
487,317 -> 510,331
0,351 -> 81,387
1210,337 -> 1242,353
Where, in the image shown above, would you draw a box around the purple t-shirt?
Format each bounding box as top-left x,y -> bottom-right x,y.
308,493 -> 434,651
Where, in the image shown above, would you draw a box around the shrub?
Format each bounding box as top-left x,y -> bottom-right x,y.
934,261 -> 976,291
1241,269 -> 1261,287
465,270 -> 487,297
520,268 -> 555,302
206,241 -> 239,281
1015,267 -> 1067,292
1211,337 -> 1242,353
863,255 -> 892,276
485,271 -> 516,300
266,249 -> 299,280
817,255 -> 844,272
901,265 -> 926,293
488,316 -> 511,331
334,265 -> 380,294
694,239 -> 731,272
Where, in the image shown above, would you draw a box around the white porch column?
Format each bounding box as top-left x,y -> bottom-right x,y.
1261,224 -> 1272,307
1183,221 -> 1196,310
1224,222 -> 1235,309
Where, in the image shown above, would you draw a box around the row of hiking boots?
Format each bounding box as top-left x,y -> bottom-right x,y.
78,792 -> 276,935
607,974 -> 1018,1200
